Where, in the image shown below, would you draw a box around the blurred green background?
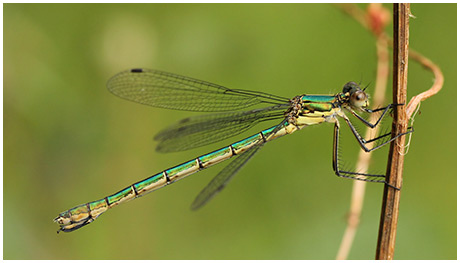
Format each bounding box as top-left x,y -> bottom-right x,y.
4,3 -> 456,260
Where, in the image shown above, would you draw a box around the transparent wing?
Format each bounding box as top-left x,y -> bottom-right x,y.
190,142 -> 264,210
190,121 -> 285,210
107,68 -> 289,112
155,104 -> 288,152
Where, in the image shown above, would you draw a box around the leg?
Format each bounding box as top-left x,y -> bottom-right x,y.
350,103 -> 394,128
332,119 -> 386,183
342,114 -> 413,152
332,119 -> 401,189
351,103 -> 405,128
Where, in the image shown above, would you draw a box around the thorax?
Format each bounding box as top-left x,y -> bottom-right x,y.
285,94 -> 341,127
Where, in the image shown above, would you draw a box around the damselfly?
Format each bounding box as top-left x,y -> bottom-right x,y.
54,68 -> 409,233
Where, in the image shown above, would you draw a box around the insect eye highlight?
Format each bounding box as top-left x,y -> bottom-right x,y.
351,91 -> 368,107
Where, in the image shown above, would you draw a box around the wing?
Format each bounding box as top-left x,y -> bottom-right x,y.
190,121 -> 286,210
155,104 -> 288,152
190,142 -> 264,210
107,68 -> 289,112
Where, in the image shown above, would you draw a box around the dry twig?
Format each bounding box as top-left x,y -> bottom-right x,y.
375,4 -> 410,259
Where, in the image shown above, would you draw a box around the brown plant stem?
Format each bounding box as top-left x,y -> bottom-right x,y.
375,4 -> 410,259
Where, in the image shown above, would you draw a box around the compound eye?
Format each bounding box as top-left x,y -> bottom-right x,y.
352,91 -> 368,107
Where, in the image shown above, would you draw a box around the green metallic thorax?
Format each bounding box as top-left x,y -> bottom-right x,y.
301,94 -> 336,103
301,95 -> 336,112
293,94 -> 340,127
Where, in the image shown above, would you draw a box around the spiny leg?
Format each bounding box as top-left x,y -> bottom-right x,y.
332,119 -> 397,188
341,114 -> 413,153
350,103 -> 402,128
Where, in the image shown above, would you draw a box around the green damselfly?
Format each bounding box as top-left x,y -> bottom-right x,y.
54,68 -> 409,233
